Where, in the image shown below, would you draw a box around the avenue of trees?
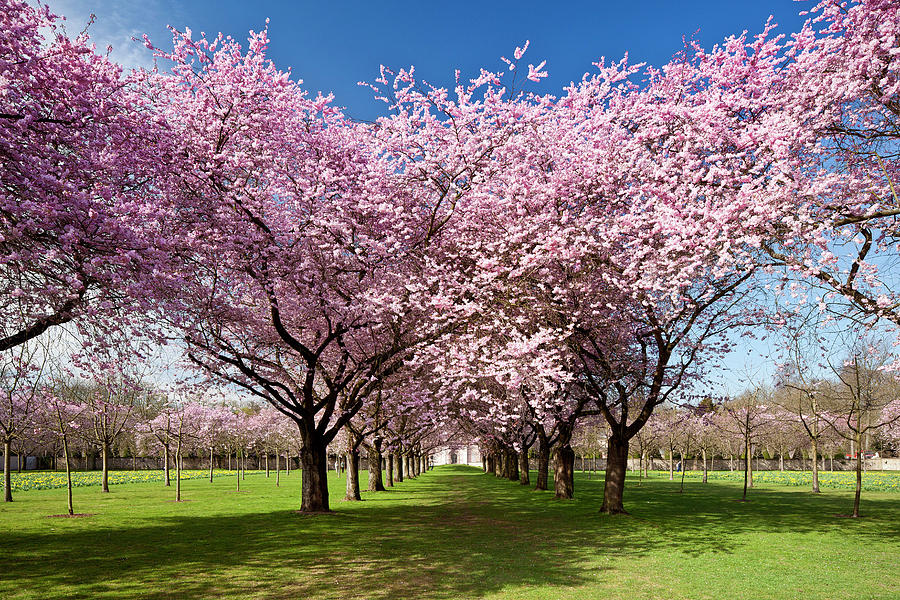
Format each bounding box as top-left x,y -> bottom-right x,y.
2,0 -> 900,518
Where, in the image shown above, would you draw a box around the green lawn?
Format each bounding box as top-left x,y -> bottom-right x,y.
654,468 -> 900,491
1,465 -> 898,599
3,469 -> 258,491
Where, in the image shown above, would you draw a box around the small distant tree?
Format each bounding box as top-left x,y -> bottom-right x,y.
40,389 -> 85,516
720,387 -> 774,502
880,400 -> 900,454
71,371 -> 142,493
825,341 -> 900,517
0,339 -> 50,501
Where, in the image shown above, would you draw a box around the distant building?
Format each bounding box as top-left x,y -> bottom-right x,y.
431,444 -> 481,466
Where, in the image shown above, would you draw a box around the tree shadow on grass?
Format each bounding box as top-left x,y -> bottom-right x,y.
2,465 -> 899,599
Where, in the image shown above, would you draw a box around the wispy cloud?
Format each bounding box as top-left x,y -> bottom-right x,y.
43,0 -> 185,70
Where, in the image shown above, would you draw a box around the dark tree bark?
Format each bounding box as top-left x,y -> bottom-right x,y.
299,442 -> 330,512
3,441 -> 11,502
367,443 -> 385,492
291,419 -> 332,511
163,444 -> 171,487
852,431 -> 863,518
811,438 -> 820,493
494,452 -> 503,477
235,451 -> 241,491
101,441 -> 110,493
702,446 -> 708,483
175,448 -> 182,502
554,443 -> 575,500
62,431 -> 74,515
344,446 -> 361,501
600,435 -> 629,514
741,414 -> 751,501
519,450 -> 530,486
506,449 -> 519,481
394,452 -> 403,482
386,453 -> 394,486
535,433 -> 550,491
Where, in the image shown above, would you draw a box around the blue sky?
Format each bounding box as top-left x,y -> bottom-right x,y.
47,0 -> 813,122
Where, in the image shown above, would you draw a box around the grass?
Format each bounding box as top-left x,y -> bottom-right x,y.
659,468 -> 900,491
1,465 -> 898,599
3,469 -> 260,491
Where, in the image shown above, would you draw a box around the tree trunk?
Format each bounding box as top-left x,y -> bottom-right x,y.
235,451 -> 241,491
742,434 -> 750,501
209,447 -> 214,483
299,439 -> 330,512
3,440 -> 12,502
164,445 -> 171,487
345,449 -> 361,501
276,452 -> 281,487
811,438 -> 820,494
63,433 -> 74,515
265,452 -> 269,478
748,444 -> 754,489
702,447 -> 708,483
368,445 -> 385,492
668,447 -> 674,480
553,444 -> 575,500
386,454 -> 394,487
519,450 -> 530,485
394,452 -> 403,482
176,446 -> 182,502
17,451 -> 22,474
506,449 -> 519,481
852,431 -> 862,518
535,435 -> 550,491
101,441 -> 110,493
637,451 -> 643,486
494,452 -> 503,477
601,435 -> 629,514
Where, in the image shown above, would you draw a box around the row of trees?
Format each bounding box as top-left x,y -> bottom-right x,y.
0,344 -> 451,511
2,0 -> 900,517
